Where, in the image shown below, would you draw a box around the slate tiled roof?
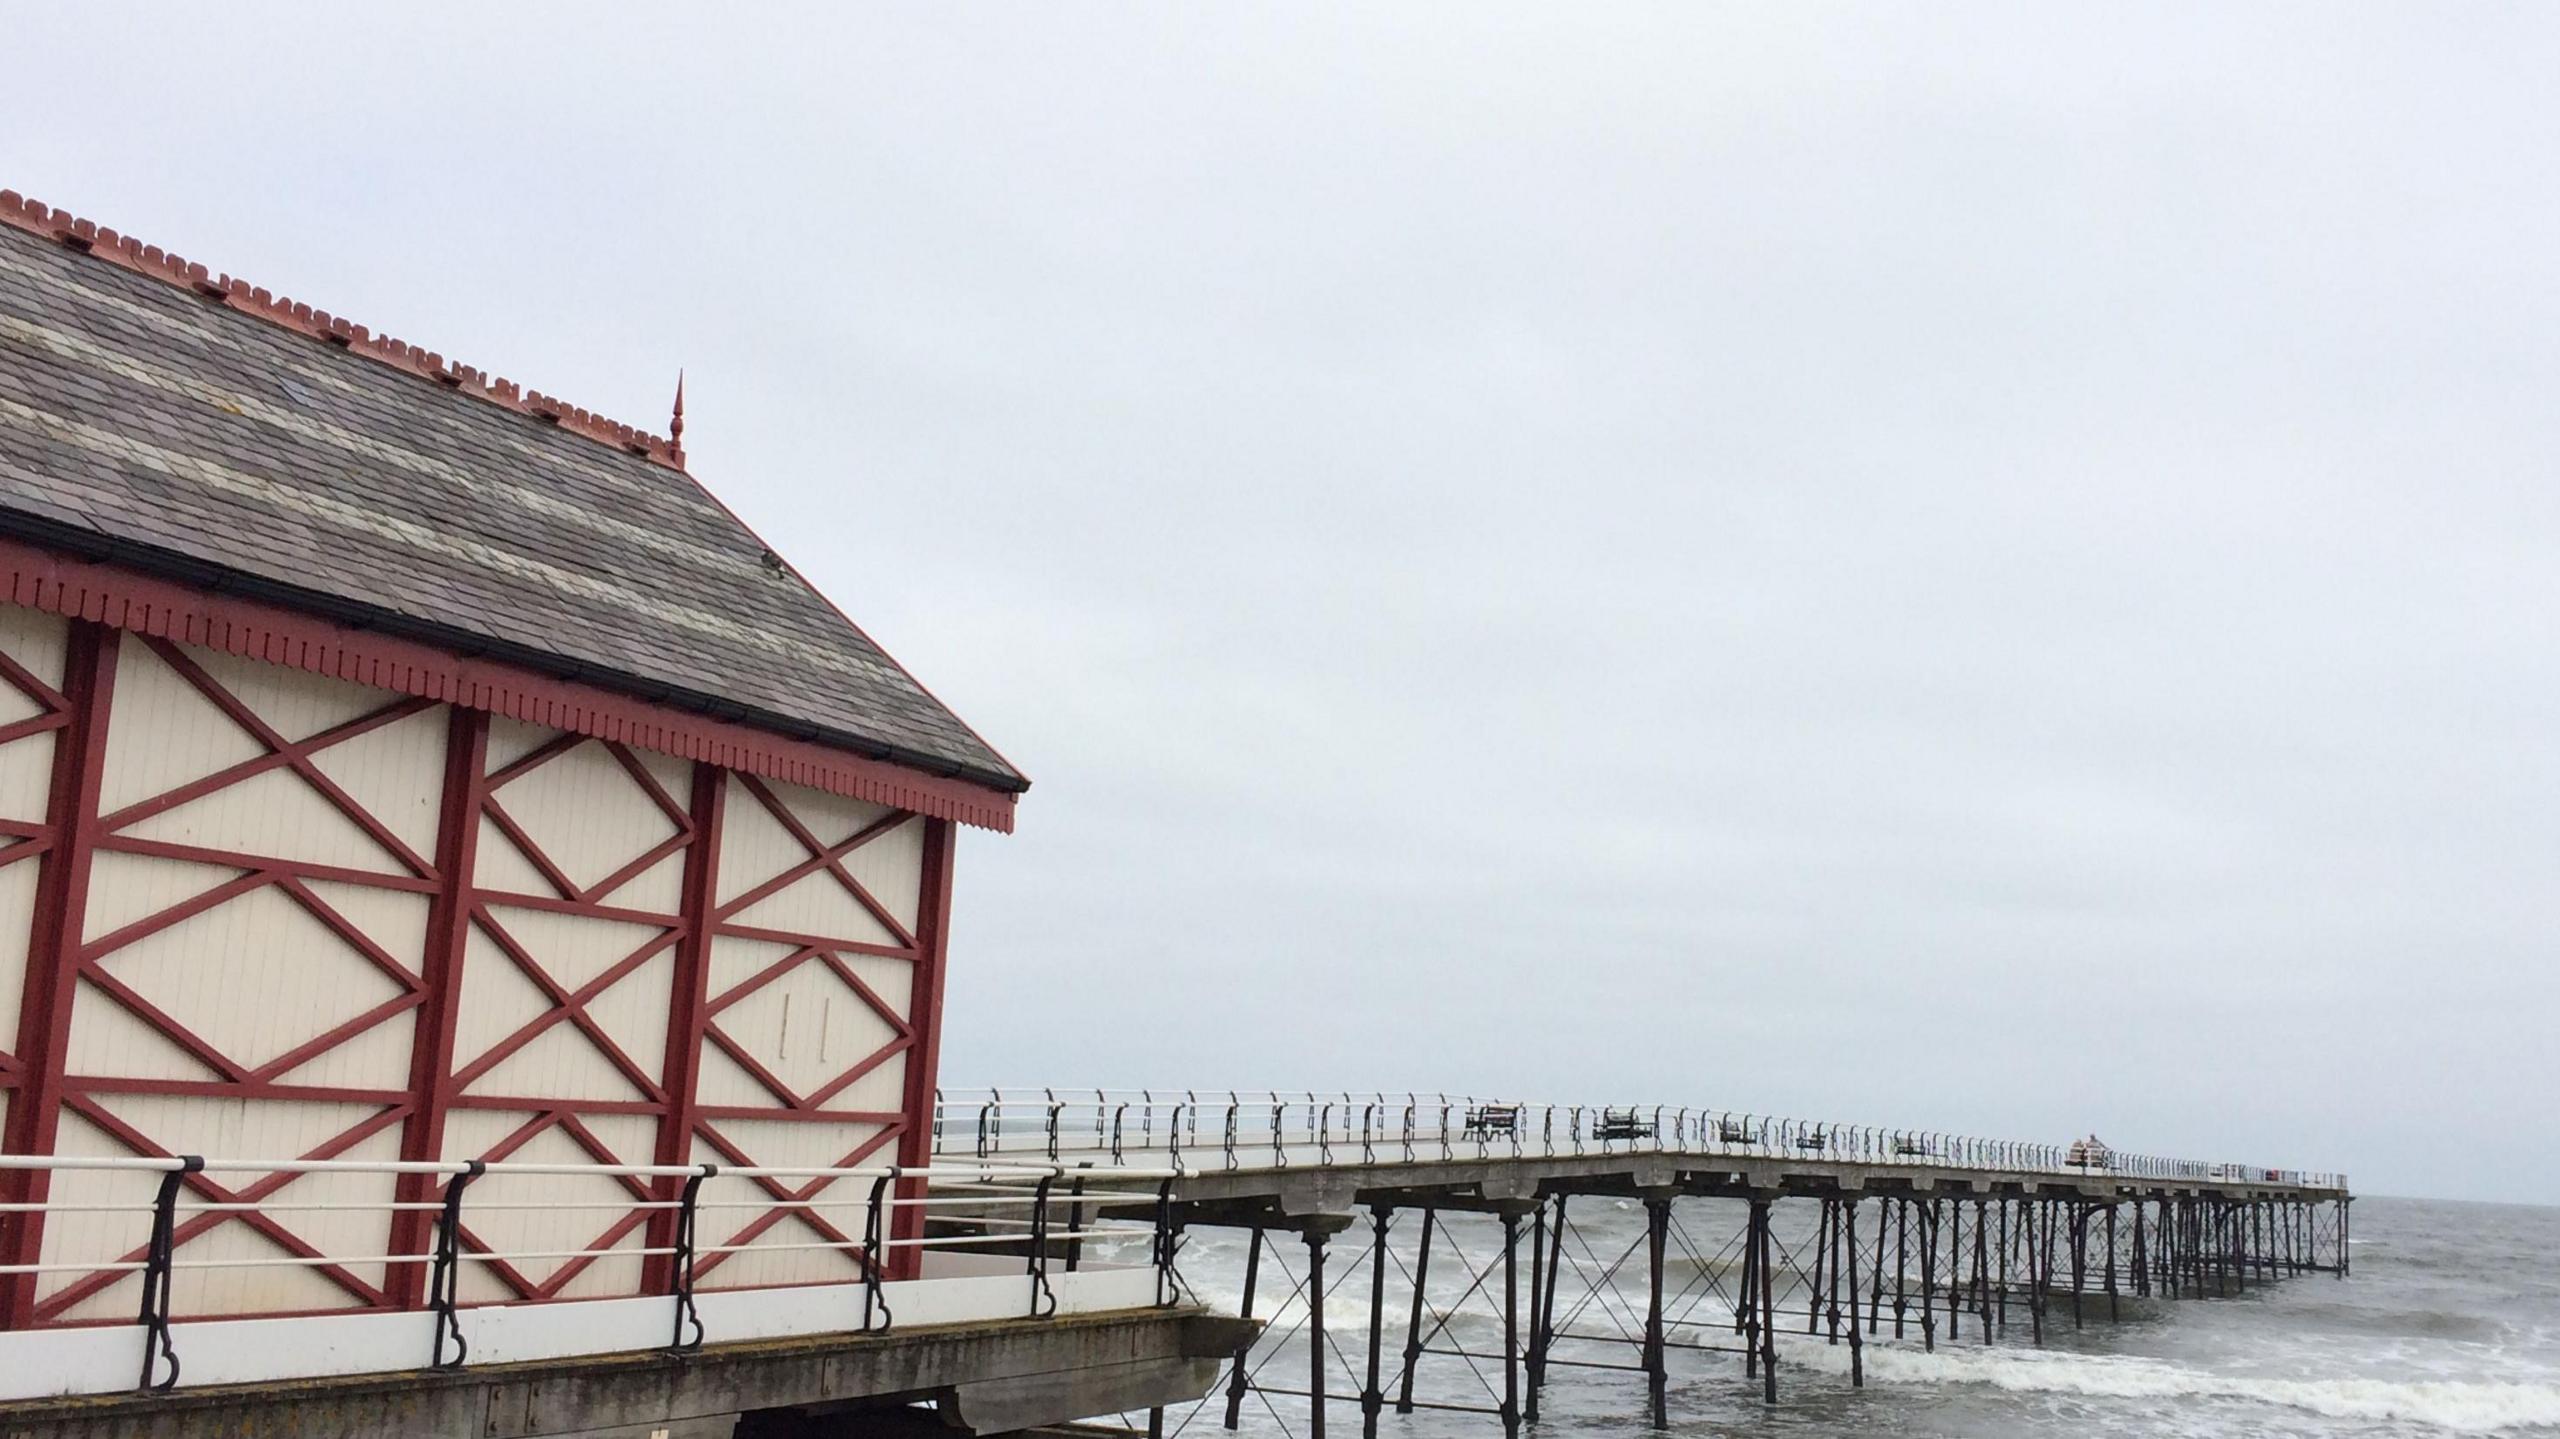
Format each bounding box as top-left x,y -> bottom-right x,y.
0,207 -> 1022,796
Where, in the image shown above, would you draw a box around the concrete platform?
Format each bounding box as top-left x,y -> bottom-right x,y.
0,1308 -> 1256,1439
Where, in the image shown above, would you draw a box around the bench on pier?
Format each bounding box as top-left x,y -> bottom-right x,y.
1893,1138 -> 1935,1157
1462,1104 -> 1521,1139
1595,1108 -> 1655,1141
1795,1131 -> 1829,1151
1717,1119 -> 1758,1145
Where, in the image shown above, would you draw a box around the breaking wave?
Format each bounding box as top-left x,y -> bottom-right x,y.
1782,1340 -> 2560,1434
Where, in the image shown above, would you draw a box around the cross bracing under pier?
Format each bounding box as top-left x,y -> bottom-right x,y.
932,1089 -> 2351,1435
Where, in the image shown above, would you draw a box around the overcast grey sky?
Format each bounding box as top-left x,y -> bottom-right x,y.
10,4 -> 2556,1203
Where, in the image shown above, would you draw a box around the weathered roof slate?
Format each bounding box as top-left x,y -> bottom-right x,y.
0,203 -> 1023,797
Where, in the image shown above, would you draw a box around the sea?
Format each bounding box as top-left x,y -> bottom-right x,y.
1134,1194 -> 2560,1438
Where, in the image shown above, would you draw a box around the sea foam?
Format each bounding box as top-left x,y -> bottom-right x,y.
1781,1339 -> 2560,1434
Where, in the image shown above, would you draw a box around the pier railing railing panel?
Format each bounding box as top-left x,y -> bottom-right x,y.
0,1154 -> 1185,1401
929,1089 -> 2344,1192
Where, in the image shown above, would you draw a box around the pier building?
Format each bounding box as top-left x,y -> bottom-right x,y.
0,188 -> 2349,1439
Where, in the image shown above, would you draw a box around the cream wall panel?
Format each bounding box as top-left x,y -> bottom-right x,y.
43,1101 -> 400,1319
481,903 -> 669,991
833,1057 -> 909,1115
835,816 -> 923,936
63,979 -> 221,1081
440,1115 -> 651,1304
121,767 -> 408,874
82,851 -> 243,946
715,965 -> 899,1098
483,716 -> 558,775
473,815 -> 558,898
613,847 -> 687,915
0,605 -> 69,707
465,1024 -> 649,1103
84,884 -> 406,1078
94,641 -> 266,815
707,934 -> 799,999
0,730 -> 56,821
725,875 -> 898,950
180,646 -> 390,744
449,924 -> 558,1075
295,880 -> 430,973
302,704 -> 449,859
0,857 -> 37,1054
496,739 -> 683,896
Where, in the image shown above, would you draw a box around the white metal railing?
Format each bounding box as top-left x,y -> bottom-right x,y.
0,1154 -> 1182,1394
930,1089 -> 2348,1192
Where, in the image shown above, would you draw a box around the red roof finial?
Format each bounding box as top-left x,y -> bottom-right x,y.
669,371 -> 686,465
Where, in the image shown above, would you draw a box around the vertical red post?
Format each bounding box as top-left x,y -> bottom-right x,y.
644,765 -> 725,1292
890,817 -> 956,1280
0,623 -> 118,1329
386,707 -> 490,1307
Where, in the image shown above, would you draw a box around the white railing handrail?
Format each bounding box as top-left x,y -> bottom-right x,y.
926,1087 -> 2348,1192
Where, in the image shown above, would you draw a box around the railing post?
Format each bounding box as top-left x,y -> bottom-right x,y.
1154,1179 -> 1181,1307
668,1162 -> 715,1353
862,1172 -> 894,1332
1027,1175 -> 1059,1317
135,1155 -> 203,1393
427,1160 -> 483,1372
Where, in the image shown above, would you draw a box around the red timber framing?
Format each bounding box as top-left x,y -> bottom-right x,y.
0,598 -> 968,1326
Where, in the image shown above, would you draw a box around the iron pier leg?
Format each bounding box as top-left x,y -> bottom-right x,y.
1739,1199 -> 1760,1378
1808,1198 -> 1830,1336
1644,1194 -> 1669,1429
1892,1198 -> 1908,1338
1974,1199 -> 1992,1342
1526,1200 -> 1546,1425
1532,1195 -> 1565,1414
1869,1195 -> 1887,1334
2028,1201 -> 2045,1346
1503,1209 -> 1523,1439
1363,1207 -> 1390,1439
1935,1193 -> 1955,1341
1307,1225 -> 1329,1439
1755,1196 -> 1779,1405
2071,1204 -> 2086,1331
1843,1197 -> 1865,1387
2106,1205 -> 2120,1322
1397,1207 -> 1434,1414
1997,1199 -> 2010,1331
1919,1199 -> 1938,1352
1225,1226 -> 1263,1430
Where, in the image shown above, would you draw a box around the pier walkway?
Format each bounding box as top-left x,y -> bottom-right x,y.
935,1089 -> 2351,1437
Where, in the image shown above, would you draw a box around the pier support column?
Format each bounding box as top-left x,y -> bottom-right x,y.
2106,1205 -> 2120,1322
1501,1205 -> 1525,1439
1530,1195 -> 1565,1419
1361,1207 -> 1389,1439
1753,1195 -> 1779,1405
1396,1207 -> 1435,1415
1305,1224 -> 1329,1439
1843,1196 -> 1865,1387
1643,1192 -> 1670,1429
1223,1227 -> 1264,1430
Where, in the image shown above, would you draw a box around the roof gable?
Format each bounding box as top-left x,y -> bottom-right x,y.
0,193 -> 1022,804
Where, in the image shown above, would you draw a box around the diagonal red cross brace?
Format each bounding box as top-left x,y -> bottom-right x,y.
446,1108 -> 660,1302
448,907 -> 677,1104
128,640 -> 438,878
481,734 -> 695,908
34,1098 -> 406,1320
684,1120 -> 899,1285
717,778 -> 917,948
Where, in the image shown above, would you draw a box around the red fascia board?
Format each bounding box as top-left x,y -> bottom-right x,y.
0,539 -> 1018,833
